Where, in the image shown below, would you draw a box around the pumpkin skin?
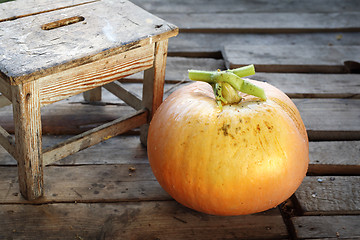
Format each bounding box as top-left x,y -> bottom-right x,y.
147,80 -> 309,216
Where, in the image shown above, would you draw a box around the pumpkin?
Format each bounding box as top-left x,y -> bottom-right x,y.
147,67 -> 309,216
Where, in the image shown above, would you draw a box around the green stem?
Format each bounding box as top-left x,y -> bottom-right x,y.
188,70 -> 214,82
240,80 -> 266,100
230,64 -> 255,77
211,71 -> 244,90
188,65 -> 266,106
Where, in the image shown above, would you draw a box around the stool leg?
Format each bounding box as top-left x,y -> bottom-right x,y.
83,87 -> 102,102
141,39 -> 169,145
12,81 -> 43,200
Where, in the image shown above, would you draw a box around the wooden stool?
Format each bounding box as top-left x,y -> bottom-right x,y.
0,0 -> 178,200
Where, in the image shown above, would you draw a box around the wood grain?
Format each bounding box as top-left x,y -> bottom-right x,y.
223,45 -> 360,73
292,215 -> 360,239
11,81 -> 43,200
295,176 -> 360,215
0,201 -> 288,240
38,44 -> 154,106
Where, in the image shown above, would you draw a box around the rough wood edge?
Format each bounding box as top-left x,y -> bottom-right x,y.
103,82 -> 142,110
11,81 -> 43,200
42,109 -> 148,165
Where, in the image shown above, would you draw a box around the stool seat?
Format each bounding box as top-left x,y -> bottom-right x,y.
0,0 -> 178,200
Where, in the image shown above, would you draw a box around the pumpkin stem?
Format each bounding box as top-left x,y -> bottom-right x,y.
188,65 -> 266,107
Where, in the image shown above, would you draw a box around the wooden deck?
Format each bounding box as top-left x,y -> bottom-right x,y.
0,0 -> 359,239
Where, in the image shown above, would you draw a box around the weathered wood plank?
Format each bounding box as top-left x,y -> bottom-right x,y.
0,164 -> 167,204
308,141 -> 360,175
168,32 -> 360,57
0,0 -> 98,22
0,0 -> 178,83
223,45 -> 360,73
38,44 -> 154,106
11,81 -> 43,200
293,98 -> 360,140
158,12 -> 360,33
294,176 -> 360,215
292,215 -> 360,239
43,109 -> 147,165
132,0 -> 360,14
0,201 -> 288,240
254,73 -> 360,99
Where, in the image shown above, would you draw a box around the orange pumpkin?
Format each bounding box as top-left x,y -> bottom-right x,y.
147,79 -> 309,216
